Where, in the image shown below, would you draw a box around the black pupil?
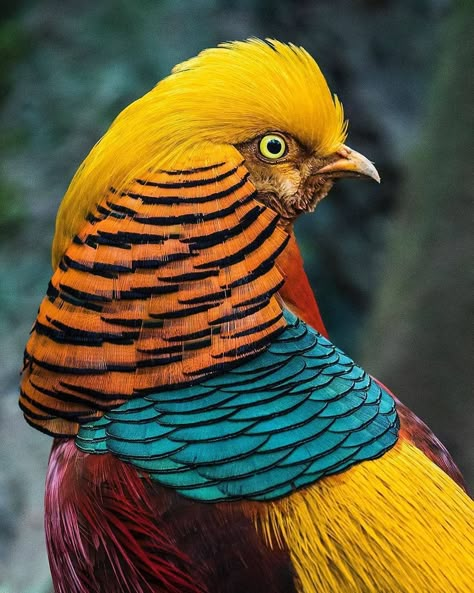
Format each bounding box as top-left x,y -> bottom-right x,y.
267,138 -> 282,155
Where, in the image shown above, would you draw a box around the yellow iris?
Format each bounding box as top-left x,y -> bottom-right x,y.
259,134 -> 286,159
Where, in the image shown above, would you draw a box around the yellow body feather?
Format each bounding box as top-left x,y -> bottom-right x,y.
52,39 -> 346,267
254,440 -> 474,592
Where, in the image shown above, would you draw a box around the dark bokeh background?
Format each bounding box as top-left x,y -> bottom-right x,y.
0,1 -> 472,590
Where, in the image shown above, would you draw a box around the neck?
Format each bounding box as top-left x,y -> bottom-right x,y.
21,161 -> 291,436
276,232 -> 328,337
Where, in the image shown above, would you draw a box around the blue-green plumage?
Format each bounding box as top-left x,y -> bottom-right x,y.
77,310 -> 399,501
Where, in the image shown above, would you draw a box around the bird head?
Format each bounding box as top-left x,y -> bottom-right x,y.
53,38 -> 379,265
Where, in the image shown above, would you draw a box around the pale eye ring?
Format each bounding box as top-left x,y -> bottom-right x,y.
258,134 -> 287,160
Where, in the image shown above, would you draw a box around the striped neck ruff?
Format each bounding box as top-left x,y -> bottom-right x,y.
20,160 -> 289,436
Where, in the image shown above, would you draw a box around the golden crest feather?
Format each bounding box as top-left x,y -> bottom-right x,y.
52,39 -> 347,267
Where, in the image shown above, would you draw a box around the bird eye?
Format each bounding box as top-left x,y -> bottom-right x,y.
258,134 -> 287,160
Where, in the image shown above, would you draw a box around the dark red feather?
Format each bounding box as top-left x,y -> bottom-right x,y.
45,439 -> 296,593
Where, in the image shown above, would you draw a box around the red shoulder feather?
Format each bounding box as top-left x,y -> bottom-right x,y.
45,440 -> 296,593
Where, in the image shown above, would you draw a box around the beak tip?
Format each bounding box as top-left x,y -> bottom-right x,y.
351,150 -> 380,184
371,166 -> 381,184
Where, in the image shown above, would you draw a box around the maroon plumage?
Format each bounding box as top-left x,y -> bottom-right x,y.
46,440 -> 297,593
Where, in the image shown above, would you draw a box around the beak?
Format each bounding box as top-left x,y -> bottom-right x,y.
316,145 -> 380,183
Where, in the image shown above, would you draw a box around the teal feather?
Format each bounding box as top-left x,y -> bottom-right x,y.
152,391 -> 235,413
159,406 -> 234,426
171,418 -> 254,441
259,416 -> 335,451
76,309 -> 399,501
153,469 -> 219,489
218,462 -> 311,498
307,445 -> 361,473
197,449 -> 291,480
170,434 -> 268,465
277,431 -> 349,465
108,435 -> 185,459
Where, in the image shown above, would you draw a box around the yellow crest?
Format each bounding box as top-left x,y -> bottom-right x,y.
53,39 -> 347,266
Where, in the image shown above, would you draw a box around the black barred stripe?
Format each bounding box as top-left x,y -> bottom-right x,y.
96,204 -> 129,221
159,269 -> 220,283
83,262 -> 130,275
21,414 -> 72,438
195,213 -> 280,270
183,205 -> 264,250
99,317 -> 165,329
29,380 -> 116,410
183,337 -> 212,351
100,317 -> 142,328
20,390 -> 94,420
149,301 -> 220,320
137,336 -> 213,355
95,230 -> 168,245
59,284 -> 111,303
132,355 -> 251,395
142,319 -> 166,329
182,350 -> 267,378
135,163 -> 242,189
19,393 -> 54,419
96,204 -> 113,217
29,353 -> 134,374
130,252 -> 192,270
59,381 -> 129,400
157,162 -> 225,176
85,234 -> 132,250
209,300 -> 266,326
227,311 -> 284,339
137,354 -> 183,368
137,344 -> 183,355
234,279 -> 285,308
47,281 -> 59,300
58,292 -> 104,312
67,252 -> 193,275
178,288 -> 230,305
227,233 -> 290,289
29,352 -> 201,374
62,256 -> 119,279
105,200 -> 137,216
35,320 -> 136,347
165,326 -> 218,343
215,325 -> 286,359
126,172 -> 251,205
51,318 -> 138,343
117,284 -> 180,300
22,353 -> 32,373
86,212 -> 103,224
134,192 -> 255,225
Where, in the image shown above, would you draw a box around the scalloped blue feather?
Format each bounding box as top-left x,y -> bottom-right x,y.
77,310 -> 399,501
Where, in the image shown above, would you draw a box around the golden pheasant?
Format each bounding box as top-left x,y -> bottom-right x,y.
20,39 -> 473,593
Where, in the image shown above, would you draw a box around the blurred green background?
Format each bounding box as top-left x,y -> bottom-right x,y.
0,1 -> 472,591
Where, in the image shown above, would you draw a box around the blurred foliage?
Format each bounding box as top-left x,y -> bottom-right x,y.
0,16 -> 31,101
0,0 -> 467,591
362,0 -> 474,484
0,178 -> 24,236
